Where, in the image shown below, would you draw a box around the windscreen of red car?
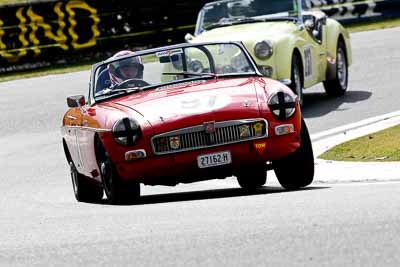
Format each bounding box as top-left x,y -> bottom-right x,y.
93,43 -> 257,99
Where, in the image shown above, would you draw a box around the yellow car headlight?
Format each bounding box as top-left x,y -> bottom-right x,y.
188,59 -> 204,73
254,40 -> 273,60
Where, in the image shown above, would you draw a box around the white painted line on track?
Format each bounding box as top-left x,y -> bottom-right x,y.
314,180 -> 400,187
311,110 -> 400,142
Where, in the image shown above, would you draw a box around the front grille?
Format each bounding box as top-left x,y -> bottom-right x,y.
151,119 -> 268,155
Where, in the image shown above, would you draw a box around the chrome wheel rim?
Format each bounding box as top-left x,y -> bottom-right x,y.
337,48 -> 347,89
294,64 -> 303,105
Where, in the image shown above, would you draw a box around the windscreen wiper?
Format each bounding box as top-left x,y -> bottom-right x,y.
259,16 -> 298,23
95,87 -> 142,97
162,71 -> 217,78
230,17 -> 265,25
204,22 -> 233,30
205,17 -> 263,30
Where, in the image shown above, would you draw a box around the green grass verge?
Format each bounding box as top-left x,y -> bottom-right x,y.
319,124 -> 400,162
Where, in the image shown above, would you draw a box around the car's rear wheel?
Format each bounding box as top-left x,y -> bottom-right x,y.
290,54 -> 304,106
273,119 -> 314,190
96,141 -> 140,205
236,169 -> 267,190
70,161 -> 103,202
323,41 -> 348,96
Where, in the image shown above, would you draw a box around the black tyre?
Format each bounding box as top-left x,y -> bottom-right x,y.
323,41 -> 348,96
97,141 -> 140,204
237,169 -> 267,191
273,119 -> 314,190
289,54 -> 304,106
70,161 -> 103,203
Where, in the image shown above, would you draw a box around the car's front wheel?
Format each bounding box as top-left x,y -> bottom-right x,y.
70,161 -> 103,203
273,119 -> 314,190
236,169 -> 267,190
96,141 -> 140,205
323,41 -> 348,96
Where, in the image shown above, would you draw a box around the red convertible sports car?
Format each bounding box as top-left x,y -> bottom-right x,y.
62,42 -> 314,204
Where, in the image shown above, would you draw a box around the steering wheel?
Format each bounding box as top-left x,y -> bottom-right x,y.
113,78 -> 150,89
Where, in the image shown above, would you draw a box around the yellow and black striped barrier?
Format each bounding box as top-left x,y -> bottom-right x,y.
0,0 -> 207,72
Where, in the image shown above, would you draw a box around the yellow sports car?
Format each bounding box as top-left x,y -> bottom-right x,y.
185,0 -> 352,105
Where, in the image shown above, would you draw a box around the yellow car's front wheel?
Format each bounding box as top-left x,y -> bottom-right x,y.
324,41 -> 348,96
289,54 -> 304,106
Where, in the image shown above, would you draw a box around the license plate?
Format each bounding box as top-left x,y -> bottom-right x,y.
197,151 -> 232,169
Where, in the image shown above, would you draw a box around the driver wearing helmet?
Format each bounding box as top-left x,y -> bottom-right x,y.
227,2 -> 247,18
108,50 -> 144,86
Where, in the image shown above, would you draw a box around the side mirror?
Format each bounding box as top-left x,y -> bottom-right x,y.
312,30 -> 320,39
184,33 -> 194,42
304,19 -> 315,31
67,95 -> 85,108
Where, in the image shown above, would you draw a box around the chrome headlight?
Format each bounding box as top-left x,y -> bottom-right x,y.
188,59 -> 204,73
112,118 -> 141,146
268,91 -> 296,120
254,40 -> 273,60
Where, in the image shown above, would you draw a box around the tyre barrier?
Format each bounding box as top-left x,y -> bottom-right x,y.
306,0 -> 400,22
0,0 -> 399,73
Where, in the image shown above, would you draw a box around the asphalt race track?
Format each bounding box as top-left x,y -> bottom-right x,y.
0,27 -> 399,266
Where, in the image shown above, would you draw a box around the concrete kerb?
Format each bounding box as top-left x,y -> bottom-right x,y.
310,110 -> 400,183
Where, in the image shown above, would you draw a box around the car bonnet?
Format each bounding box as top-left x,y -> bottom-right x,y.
111,77 -> 263,131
